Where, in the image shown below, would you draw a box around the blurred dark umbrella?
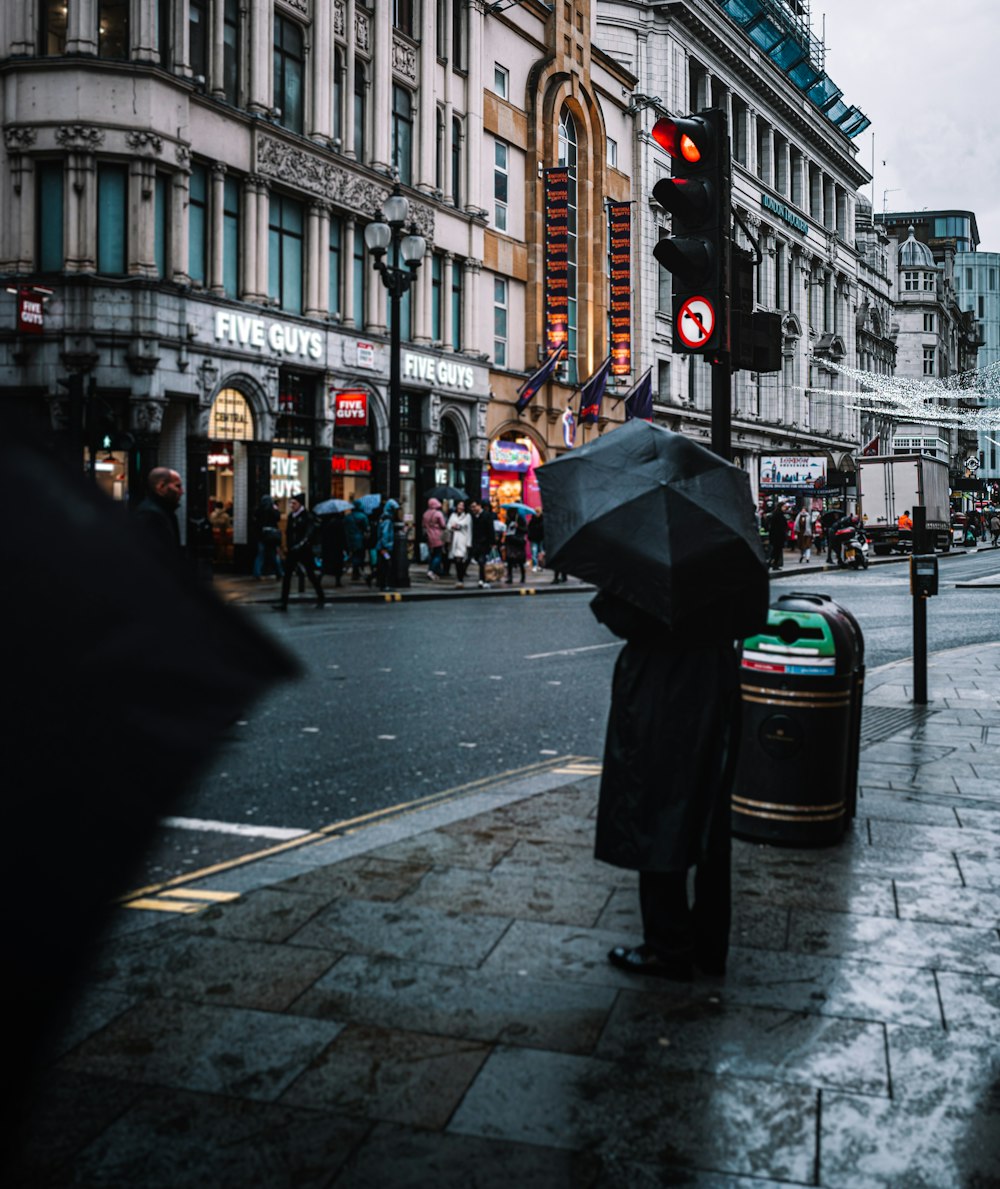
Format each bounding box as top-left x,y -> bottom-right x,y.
1,411 -> 298,1157
425,484 -> 469,503
537,420 -> 767,636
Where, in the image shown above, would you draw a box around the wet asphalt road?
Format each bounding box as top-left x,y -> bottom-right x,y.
135,549 -> 1000,888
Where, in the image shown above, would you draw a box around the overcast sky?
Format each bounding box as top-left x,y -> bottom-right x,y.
819,0 -> 998,251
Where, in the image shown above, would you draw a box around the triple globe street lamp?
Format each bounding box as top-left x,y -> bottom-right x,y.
363,189 -> 426,517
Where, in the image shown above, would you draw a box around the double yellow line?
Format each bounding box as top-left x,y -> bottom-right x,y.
119,753 -> 598,913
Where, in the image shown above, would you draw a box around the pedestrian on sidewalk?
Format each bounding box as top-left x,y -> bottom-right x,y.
446,499 -> 472,587
376,499 -> 400,591
592,590 -> 745,982
422,497 -> 447,581
320,509 -> 347,589
252,494 -> 284,580
345,500 -> 370,581
133,467 -> 184,569
527,509 -> 545,572
794,506 -> 812,563
765,501 -> 788,570
503,509 -> 528,584
275,493 -> 325,611
469,499 -> 496,588
990,511 -> 1000,546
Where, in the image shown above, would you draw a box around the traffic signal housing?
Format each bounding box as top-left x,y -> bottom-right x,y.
650,109 -> 731,356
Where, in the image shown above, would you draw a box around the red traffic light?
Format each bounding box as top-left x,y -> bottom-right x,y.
651,116 -> 710,164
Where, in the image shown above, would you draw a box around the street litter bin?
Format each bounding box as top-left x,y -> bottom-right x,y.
732,592 -> 865,846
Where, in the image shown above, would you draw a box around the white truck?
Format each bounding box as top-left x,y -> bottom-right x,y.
857,454 -> 951,554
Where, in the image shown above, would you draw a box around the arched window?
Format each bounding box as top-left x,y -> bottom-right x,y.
558,107 -> 578,384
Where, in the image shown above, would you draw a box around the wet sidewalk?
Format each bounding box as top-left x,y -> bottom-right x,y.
11,644 -> 1000,1187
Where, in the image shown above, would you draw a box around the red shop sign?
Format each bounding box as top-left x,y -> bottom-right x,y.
331,455 -> 372,474
333,389 -> 368,425
18,288 -> 45,334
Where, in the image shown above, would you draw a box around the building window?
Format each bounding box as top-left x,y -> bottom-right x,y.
451,116 -> 462,207
979,295 -> 985,319
451,259 -> 463,351
222,175 -> 240,298
273,15 -> 304,134
558,106 -> 579,385
333,46 -> 345,146
923,312 -> 935,333
154,172 -> 169,278
223,0 -> 240,104
494,277 -> 508,366
494,63 -> 508,98
607,138 -> 617,169
923,272 -> 935,292
354,61 -> 367,161
329,215 -> 342,316
188,163 -> 209,286
431,253 -> 442,342
494,140 -> 508,232
657,360 -> 670,402
189,0 -> 209,80
989,268 -> 996,290
923,346 -> 935,376
393,0 -> 415,36
98,1 -> 130,59
904,271 -> 918,292
276,371 -> 315,446
36,160 -> 64,272
97,164 -> 128,275
392,85 -> 413,187
452,2 -> 466,69
268,194 -> 304,314
656,226 -> 671,314
39,0 -> 68,54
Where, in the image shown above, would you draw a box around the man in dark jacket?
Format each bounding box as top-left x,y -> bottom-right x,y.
765,501 -> 788,570
469,500 -> 496,588
133,467 -> 184,567
276,493 -> 326,610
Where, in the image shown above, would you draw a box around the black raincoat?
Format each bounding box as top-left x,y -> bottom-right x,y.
592,592 -> 741,873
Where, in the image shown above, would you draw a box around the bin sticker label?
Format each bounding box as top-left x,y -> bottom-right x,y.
742,650 -> 835,675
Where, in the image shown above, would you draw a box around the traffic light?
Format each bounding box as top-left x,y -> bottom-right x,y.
651,109 -> 731,356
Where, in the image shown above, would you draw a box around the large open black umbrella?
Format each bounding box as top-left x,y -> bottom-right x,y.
425,484 -> 469,503
537,420 -> 768,636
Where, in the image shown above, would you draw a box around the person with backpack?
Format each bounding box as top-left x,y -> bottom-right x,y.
275,493 -> 326,611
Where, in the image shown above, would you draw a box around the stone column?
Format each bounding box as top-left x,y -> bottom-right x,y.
246,0 -> 273,116
134,0 -> 158,63
242,175 -> 260,299
371,3 -> 391,174
441,253 -> 454,350
9,153 -> 34,273
344,0 -> 357,160
256,179 -> 270,303
65,151 -> 97,273
66,0 -> 98,55
170,166 -> 191,285
211,0 -> 227,97
209,162 -> 226,294
130,159 -> 158,277
415,250 -> 433,344
367,252 -> 386,335
464,2 -> 483,212
417,0 -> 436,192
746,110 -> 758,177
8,3 -> 33,56
311,0 -> 332,142
306,200 -> 329,318
463,259 -> 480,355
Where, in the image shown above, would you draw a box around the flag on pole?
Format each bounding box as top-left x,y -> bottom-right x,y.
623,369 -> 654,421
578,356 -> 612,425
515,344 -> 566,413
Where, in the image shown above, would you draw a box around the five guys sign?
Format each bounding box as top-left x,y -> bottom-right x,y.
333,389 -> 368,426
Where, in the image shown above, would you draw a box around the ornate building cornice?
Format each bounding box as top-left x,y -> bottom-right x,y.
3,125 -> 37,151
55,125 -> 105,149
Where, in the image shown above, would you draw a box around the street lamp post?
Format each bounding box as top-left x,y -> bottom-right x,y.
364,190 -> 425,589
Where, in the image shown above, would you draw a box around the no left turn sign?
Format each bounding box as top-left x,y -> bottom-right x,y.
676,296 -> 716,349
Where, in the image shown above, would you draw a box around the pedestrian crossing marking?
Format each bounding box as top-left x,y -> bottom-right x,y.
160,888 -> 241,902
124,888 -> 242,914
553,763 -> 603,776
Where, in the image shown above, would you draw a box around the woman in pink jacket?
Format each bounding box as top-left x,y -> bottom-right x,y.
421,497 -> 447,580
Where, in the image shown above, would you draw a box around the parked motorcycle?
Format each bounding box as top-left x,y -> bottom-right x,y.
835,524 -> 870,570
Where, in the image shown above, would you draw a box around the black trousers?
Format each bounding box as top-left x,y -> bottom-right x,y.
638,787 -> 732,967
280,554 -> 325,606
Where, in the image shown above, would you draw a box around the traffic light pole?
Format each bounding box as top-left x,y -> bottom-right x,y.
710,358 -> 732,461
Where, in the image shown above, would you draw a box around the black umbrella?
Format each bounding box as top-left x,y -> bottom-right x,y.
536,420 -> 768,636
425,484 -> 469,503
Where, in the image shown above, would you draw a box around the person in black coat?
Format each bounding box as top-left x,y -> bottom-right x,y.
593,590 -> 744,981
276,493 -> 326,610
469,499 -> 497,587
320,510 -> 347,588
765,501 -> 788,570
132,467 -> 183,569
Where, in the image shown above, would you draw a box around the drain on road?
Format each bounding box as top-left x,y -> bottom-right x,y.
860,704 -> 936,747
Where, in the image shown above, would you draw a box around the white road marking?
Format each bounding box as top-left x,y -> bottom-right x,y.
525,642 -> 620,660
459,741 -> 478,748
302,726 -> 320,733
377,734 -> 397,740
159,816 -> 309,841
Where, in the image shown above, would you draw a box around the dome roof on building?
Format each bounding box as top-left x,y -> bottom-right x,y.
856,191 -> 872,214
898,225 -> 935,267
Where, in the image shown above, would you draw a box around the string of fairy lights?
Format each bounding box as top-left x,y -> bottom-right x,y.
802,359 -> 1000,430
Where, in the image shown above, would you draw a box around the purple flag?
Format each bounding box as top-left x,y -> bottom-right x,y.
578,356 -> 612,425
515,344 -> 566,414
624,370 -> 653,421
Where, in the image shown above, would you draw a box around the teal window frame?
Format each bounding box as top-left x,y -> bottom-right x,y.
273,15 -> 304,134
36,160 -> 64,273
222,174 -> 240,298
97,163 -> 128,275
188,163 -> 209,286
268,193 -> 304,314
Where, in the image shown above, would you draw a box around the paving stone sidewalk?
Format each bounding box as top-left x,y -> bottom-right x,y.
10,644 -> 1000,1187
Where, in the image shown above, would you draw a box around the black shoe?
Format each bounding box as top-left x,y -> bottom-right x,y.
272,604 -> 288,612
607,945 -> 693,982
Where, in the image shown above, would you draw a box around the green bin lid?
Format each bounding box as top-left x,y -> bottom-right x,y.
743,610 -> 837,657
